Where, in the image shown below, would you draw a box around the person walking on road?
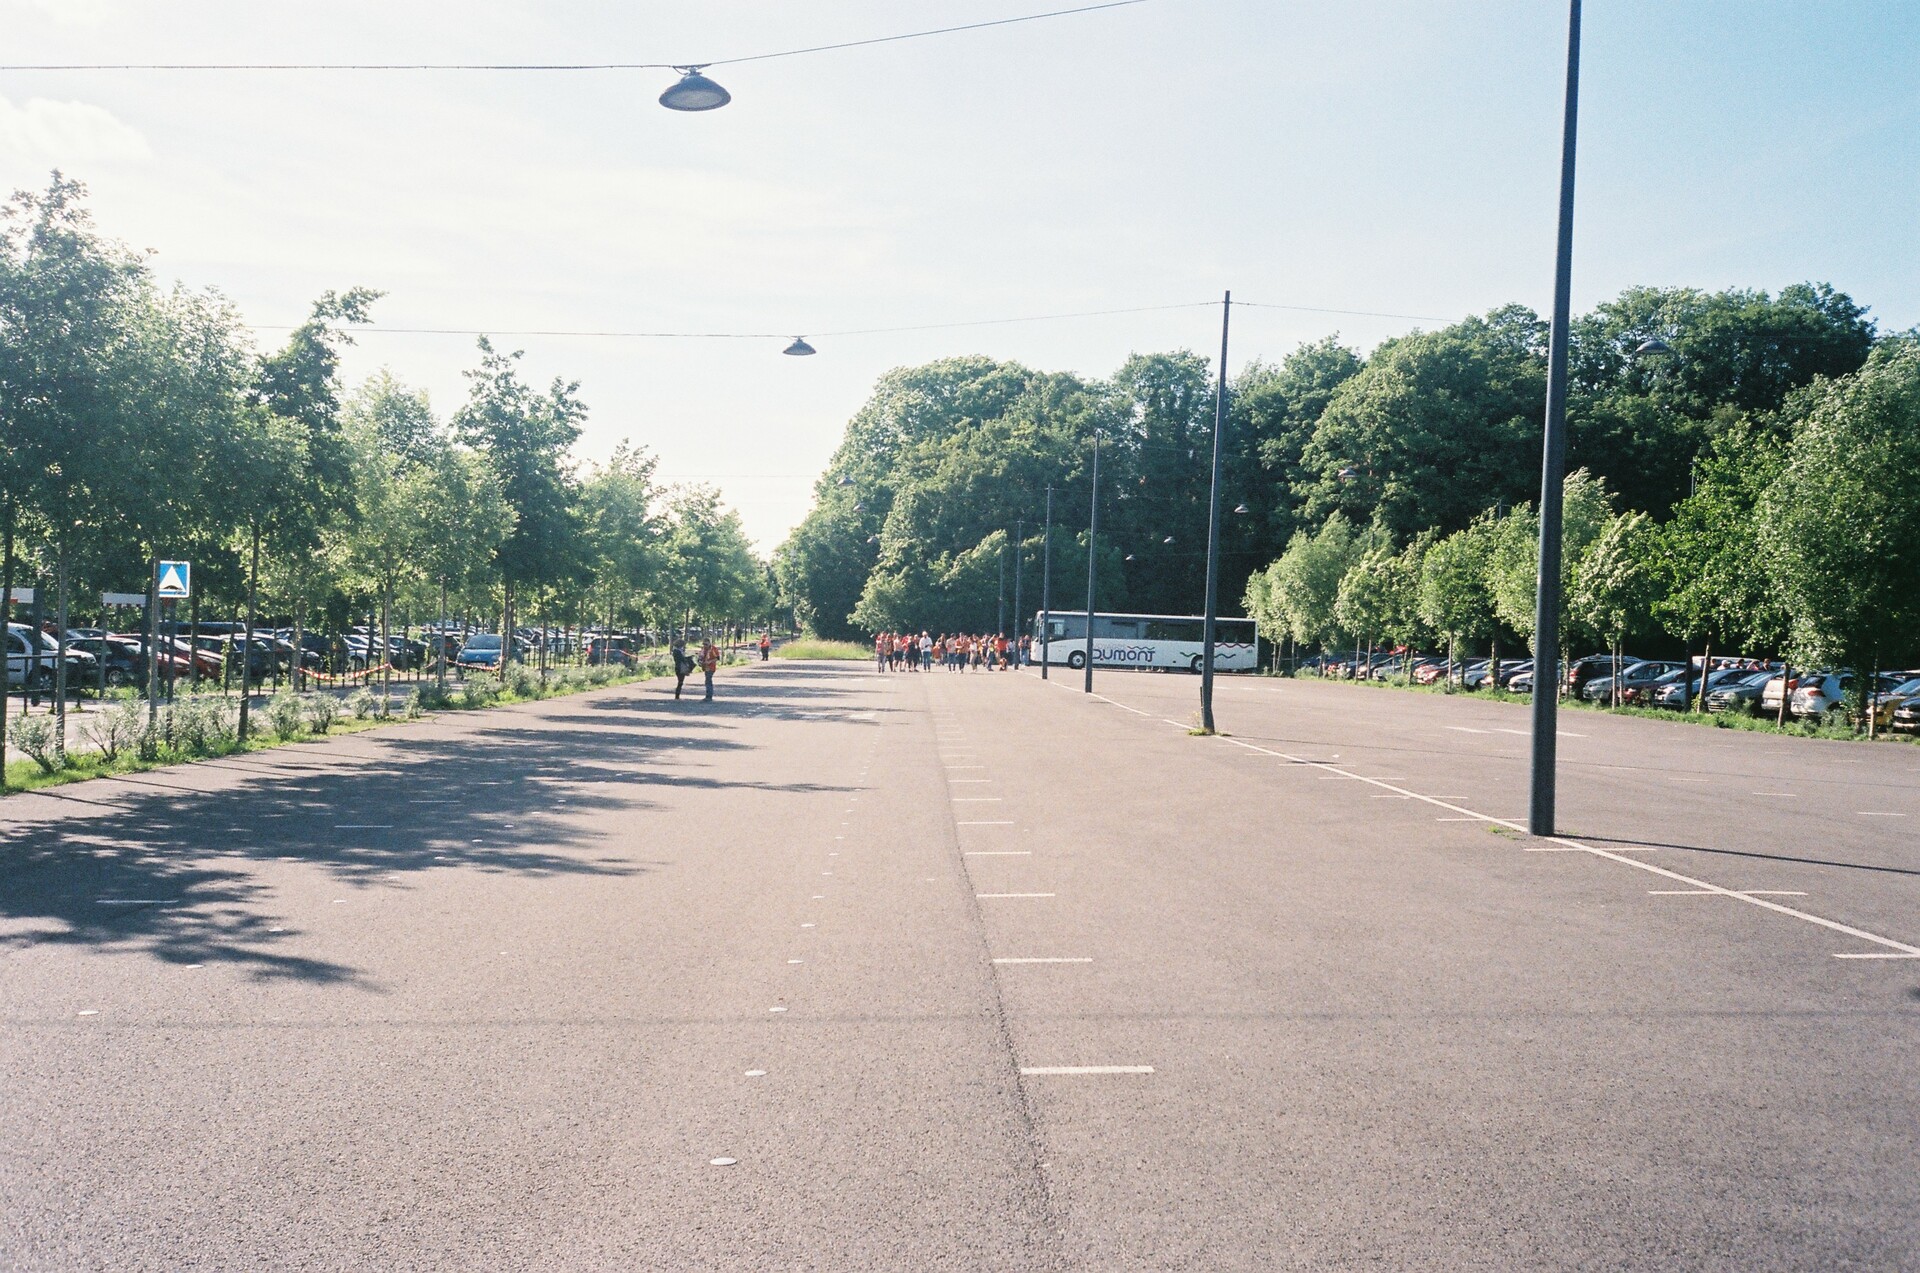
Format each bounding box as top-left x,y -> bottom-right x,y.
671,638 -> 692,700
699,638 -> 720,701
759,632 -> 771,662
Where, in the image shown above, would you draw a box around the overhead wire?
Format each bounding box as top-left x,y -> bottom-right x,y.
0,1 -> 1149,72
244,298 -> 1446,340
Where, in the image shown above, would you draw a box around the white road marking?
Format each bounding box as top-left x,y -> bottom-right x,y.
1753,791 -> 1794,796
1203,733 -> 1920,961
744,1070 -> 766,1077
1436,817 -> 1490,822
1833,952 -> 1920,959
1858,812 -> 1907,817
1020,1065 -> 1153,1075
710,1157 -> 738,1166
1445,726 -> 1491,734
994,957 -> 1093,964
1649,889 -> 1807,897
77,1010 -> 100,1016
769,1006 -> 787,1013
1370,794 -> 1408,799
978,893 -> 1055,899
952,797 -> 1004,802
787,959 -> 803,964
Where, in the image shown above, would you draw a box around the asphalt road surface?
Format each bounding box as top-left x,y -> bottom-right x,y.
3,661 -> 1916,1270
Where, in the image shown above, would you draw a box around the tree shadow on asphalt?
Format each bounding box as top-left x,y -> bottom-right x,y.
0,667 -> 874,986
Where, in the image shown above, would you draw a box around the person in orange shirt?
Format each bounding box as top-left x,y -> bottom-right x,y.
699,638 -> 720,701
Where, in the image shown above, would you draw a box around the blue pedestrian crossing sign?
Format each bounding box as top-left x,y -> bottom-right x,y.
157,560 -> 191,600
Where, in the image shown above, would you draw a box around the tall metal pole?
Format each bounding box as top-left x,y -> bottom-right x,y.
1200,290 -> 1231,734
997,535 -> 1007,636
1083,431 -> 1100,694
1040,487 -> 1054,681
1529,0 -> 1582,837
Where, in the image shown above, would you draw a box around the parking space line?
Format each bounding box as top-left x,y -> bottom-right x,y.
1203,732 -> 1920,961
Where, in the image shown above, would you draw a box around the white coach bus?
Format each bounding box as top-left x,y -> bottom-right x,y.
1031,611 -> 1259,674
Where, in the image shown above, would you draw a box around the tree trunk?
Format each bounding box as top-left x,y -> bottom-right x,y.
1776,659 -> 1791,728
381,579 -> 392,706
293,599 -> 305,693
1445,632 -> 1455,694
1704,637 -> 1720,718
1,503 -> 16,791
53,539 -> 70,761
238,524 -> 260,743
1489,632 -> 1500,695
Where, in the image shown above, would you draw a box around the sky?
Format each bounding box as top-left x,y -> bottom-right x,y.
4,0 -> 1916,550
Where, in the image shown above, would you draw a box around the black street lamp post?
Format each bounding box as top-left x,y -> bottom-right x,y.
1528,0 -> 1583,837
1083,432 -> 1100,694
1041,487 -> 1054,681
1200,290 -> 1231,733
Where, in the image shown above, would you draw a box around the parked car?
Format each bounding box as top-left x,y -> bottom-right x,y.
1582,660 -> 1684,703
1868,676 -> 1920,730
455,633 -> 504,673
1787,671 -> 1852,720
1566,653 -> 1640,698
5,624 -> 99,691
65,635 -> 172,688
585,636 -> 637,667
1649,666 -> 1757,709
1461,658 -> 1529,691
1704,670 -> 1776,714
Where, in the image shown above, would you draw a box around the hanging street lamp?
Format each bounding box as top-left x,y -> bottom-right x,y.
659,66 -> 732,111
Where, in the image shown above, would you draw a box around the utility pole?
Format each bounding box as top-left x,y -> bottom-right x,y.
1084,432 -> 1100,694
1041,488 -> 1054,681
1529,0 -> 1582,837
1200,290 -> 1231,734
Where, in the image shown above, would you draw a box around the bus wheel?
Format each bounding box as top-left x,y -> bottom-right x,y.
1067,651 -> 1086,670
1189,655 -> 1203,674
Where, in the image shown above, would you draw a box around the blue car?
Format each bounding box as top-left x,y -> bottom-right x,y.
455,633 -> 503,674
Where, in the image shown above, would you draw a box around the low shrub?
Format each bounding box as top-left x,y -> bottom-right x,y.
305,693 -> 340,734
12,713 -> 67,773
348,688 -> 377,719
82,698 -> 146,761
267,693 -> 306,740
460,674 -> 501,709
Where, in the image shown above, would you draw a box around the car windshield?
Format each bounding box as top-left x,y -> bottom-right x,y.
1890,678 -> 1920,696
465,635 -> 502,650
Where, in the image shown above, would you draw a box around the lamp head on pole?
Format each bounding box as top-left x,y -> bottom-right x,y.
1232,503 -> 1249,515
782,336 -> 816,357
660,66 -> 732,112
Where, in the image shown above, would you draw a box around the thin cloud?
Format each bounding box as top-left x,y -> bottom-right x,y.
0,96 -> 152,162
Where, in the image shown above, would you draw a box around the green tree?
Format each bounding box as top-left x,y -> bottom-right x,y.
1297,307 -> 1546,538
1758,341 -> 1920,721
1417,521 -> 1494,690
1570,510 -> 1660,705
455,338 -> 588,648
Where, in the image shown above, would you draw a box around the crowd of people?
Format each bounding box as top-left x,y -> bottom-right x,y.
873,631 -> 1032,673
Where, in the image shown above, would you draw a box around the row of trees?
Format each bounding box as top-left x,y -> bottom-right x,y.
0,176 -> 769,698
1249,339 -> 1920,687
778,270 -> 1898,663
